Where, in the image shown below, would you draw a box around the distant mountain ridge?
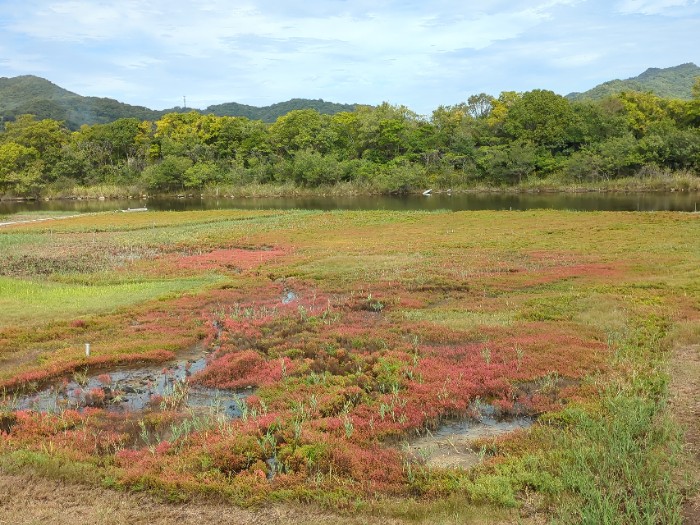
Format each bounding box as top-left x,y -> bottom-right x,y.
566,63 -> 700,101
0,75 -> 167,128
2,65 -> 699,130
0,75 -> 358,129
206,99 -> 357,121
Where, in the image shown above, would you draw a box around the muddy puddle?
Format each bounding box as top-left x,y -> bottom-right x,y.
404,409 -> 534,469
10,348 -> 249,418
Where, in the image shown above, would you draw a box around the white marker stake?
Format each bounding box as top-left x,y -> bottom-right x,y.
85,343 -> 91,357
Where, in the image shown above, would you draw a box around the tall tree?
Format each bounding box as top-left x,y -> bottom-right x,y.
502,90 -> 576,153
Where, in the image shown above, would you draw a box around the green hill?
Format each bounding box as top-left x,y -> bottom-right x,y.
0,75 -> 167,129
0,75 -> 357,129
205,98 -> 356,121
567,63 -> 700,101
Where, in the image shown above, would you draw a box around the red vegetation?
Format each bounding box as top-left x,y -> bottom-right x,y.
1,350 -> 175,392
193,350 -> 294,389
145,247 -> 288,276
176,247 -> 285,270
0,234 -> 629,501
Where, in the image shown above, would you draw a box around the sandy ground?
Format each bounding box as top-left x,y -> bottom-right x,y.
669,343 -> 700,524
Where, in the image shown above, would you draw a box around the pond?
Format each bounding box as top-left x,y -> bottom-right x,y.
9,345 -> 248,418
1,191 -> 700,215
404,409 -> 534,469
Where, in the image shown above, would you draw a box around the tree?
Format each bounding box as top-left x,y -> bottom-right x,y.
486,91 -> 521,131
569,100 -> 627,147
502,90 -> 577,152
564,148 -> 606,183
268,109 -> 335,156
617,91 -> 672,138
1,114 -> 68,163
330,111 -> 362,160
73,118 -> 149,180
0,115 -> 69,192
596,134 -> 644,178
428,104 -> 476,169
183,161 -> 223,189
353,103 -> 424,163
0,141 -> 40,193
288,149 -> 346,186
467,93 -> 495,119
141,155 -> 193,191
476,141 -> 537,185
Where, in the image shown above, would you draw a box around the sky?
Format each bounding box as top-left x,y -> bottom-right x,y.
0,0 -> 699,115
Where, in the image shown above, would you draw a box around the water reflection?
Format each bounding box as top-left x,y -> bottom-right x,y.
12,354 -> 247,418
2,191 -> 699,215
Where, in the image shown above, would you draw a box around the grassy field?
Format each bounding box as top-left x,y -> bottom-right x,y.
0,208 -> 698,523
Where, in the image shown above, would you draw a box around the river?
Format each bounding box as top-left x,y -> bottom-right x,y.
1,191 -> 699,215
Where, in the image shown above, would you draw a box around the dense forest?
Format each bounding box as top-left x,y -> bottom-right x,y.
1,81 -> 700,198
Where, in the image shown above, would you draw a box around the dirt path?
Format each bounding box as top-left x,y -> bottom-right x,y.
0,209 -> 143,228
669,343 -> 700,523
0,214 -> 86,228
0,472 -> 398,525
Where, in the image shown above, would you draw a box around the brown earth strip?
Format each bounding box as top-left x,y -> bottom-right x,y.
0,471 -> 534,525
669,343 -> 700,523
0,472 -> 397,525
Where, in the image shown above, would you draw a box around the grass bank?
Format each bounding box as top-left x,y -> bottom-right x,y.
4,170 -> 700,202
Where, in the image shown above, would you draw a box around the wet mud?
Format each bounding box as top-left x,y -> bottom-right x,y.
404,406 -> 534,469
9,346 -> 248,418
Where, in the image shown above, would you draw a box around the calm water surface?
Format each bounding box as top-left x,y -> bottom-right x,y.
2,192 -> 699,215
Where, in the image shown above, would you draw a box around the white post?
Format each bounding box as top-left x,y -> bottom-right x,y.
85,343 -> 91,357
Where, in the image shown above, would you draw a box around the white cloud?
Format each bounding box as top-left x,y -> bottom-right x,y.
5,1 -> 154,42
110,56 -> 164,71
3,1 -> 574,54
617,0 -> 699,15
0,49 -> 51,75
0,0 -> 698,113
69,75 -> 144,98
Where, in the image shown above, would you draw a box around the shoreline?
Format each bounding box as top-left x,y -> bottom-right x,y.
2,182 -> 700,203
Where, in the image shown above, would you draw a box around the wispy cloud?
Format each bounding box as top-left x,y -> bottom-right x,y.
617,0 -> 699,15
0,0 -> 698,113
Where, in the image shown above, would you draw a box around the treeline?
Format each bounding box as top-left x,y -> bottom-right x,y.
1,88 -> 700,197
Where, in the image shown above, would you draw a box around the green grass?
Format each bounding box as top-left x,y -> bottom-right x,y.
541,312 -> 681,524
0,275 -> 220,327
401,308 -> 516,329
552,391 -> 681,524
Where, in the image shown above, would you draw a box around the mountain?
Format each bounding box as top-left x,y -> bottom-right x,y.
567,63 -> 700,101
0,75 -> 167,129
205,98 -> 356,121
0,75 -> 358,130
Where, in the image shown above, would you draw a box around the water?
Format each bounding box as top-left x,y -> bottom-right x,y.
11,352 -> 248,418
282,290 -> 299,304
1,191 -> 699,215
404,407 -> 534,469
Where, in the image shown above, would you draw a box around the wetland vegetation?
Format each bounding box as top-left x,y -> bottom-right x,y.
1,207 -> 698,523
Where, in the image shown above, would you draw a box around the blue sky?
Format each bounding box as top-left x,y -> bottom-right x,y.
1,0 -> 698,115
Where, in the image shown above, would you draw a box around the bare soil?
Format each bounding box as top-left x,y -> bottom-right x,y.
0,471 -> 534,525
669,344 -> 700,524
0,472 -> 398,525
